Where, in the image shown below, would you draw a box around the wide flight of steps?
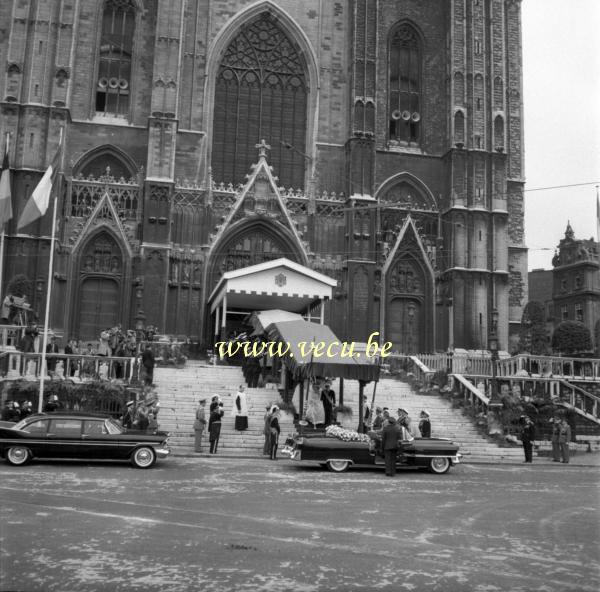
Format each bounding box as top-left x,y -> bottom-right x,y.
335,379 -> 524,463
153,361 -> 295,456
153,361 -> 524,462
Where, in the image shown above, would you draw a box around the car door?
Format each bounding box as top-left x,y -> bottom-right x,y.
81,419 -> 119,459
45,419 -> 83,458
18,418 -> 50,457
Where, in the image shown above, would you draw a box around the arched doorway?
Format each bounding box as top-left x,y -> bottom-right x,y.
76,232 -> 124,341
385,259 -> 426,354
208,222 -> 304,289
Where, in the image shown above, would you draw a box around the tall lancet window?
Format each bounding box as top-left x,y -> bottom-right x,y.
96,0 -> 136,117
212,13 -> 308,189
389,24 -> 421,145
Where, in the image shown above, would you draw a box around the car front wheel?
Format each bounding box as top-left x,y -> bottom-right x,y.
6,446 -> 31,466
131,446 -> 156,469
326,460 -> 350,473
429,457 -> 451,474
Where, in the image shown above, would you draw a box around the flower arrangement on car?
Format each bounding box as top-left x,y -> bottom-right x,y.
325,425 -> 370,443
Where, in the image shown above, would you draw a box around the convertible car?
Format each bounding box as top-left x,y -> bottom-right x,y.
286,433 -> 462,474
0,412 -> 170,469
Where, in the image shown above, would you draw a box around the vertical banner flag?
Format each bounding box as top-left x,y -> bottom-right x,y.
17,139 -> 62,230
0,134 -> 12,226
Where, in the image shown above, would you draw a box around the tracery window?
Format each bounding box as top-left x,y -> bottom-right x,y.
81,233 -> 122,275
212,13 -> 308,189
96,0 -> 136,116
389,24 -> 421,145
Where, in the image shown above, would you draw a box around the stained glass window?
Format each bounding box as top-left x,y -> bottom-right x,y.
212,13 -> 308,189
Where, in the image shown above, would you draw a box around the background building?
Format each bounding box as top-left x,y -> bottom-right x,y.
0,0 -> 527,352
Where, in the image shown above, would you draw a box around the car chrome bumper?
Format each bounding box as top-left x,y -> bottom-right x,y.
451,453 -> 462,465
290,448 -> 301,461
155,446 -> 170,459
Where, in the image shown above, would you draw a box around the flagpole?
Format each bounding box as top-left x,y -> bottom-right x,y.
0,133 -> 9,304
596,185 -> 600,243
37,128 -> 64,413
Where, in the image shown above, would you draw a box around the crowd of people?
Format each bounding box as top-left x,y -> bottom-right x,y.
11,322 -> 157,384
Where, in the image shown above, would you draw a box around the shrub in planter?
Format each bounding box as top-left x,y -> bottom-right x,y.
5,379 -> 127,418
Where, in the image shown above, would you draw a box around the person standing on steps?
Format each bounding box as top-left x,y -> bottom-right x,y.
209,396 -> 224,454
232,385 -> 249,431
194,398 -> 207,453
262,404 -> 272,456
418,410 -> 431,438
320,381 -> 336,427
268,405 -> 281,460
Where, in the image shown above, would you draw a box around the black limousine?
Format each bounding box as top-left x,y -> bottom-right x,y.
0,412 -> 170,468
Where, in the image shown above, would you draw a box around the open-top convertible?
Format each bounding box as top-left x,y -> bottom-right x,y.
286,432 -> 462,474
0,412 -> 170,469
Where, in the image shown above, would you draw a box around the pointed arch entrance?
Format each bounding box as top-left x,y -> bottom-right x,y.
386,260 -> 427,353
207,219 -> 306,290
205,219 -> 307,340
381,216 -> 436,354
74,231 -> 127,341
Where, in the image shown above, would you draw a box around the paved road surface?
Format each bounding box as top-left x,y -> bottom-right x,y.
1,457 -> 598,592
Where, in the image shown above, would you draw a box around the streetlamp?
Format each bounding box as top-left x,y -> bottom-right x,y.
488,308 -> 501,407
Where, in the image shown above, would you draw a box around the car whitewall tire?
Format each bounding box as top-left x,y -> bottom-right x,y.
131,446 -> 156,469
429,457 -> 451,474
6,446 -> 31,466
326,460 -> 350,473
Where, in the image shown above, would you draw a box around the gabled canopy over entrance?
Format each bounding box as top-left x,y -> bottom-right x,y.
208,258 -> 337,337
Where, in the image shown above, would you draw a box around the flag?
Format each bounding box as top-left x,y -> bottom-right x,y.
17,139 -> 62,230
0,134 -> 12,226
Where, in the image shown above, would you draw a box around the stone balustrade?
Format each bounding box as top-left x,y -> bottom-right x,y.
0,351 -> 139,383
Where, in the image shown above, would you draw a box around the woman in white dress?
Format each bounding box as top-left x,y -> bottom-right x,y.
232,384 -> 249,431
304,382 -> 325,427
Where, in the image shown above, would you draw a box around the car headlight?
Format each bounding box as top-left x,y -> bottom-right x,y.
295,437 -> 304,446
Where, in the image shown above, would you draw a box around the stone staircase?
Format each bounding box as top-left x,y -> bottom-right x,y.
153,361 -> 524,462
153,361 -> 295,456
334,379 -> 523,463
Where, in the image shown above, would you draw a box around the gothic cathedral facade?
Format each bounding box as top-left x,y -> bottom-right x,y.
0,0 -> 527,353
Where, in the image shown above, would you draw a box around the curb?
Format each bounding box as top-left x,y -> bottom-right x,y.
170,452 -> 600,467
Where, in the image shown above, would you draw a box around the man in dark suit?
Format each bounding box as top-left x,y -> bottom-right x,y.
46,336 -> 60,373
141,345 -> 155,386
380,416 -> 403,477
520,415 -> 536,463
320,381 -> 336,426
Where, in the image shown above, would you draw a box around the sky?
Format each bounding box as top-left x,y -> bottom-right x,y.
522,0 -> 600,270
